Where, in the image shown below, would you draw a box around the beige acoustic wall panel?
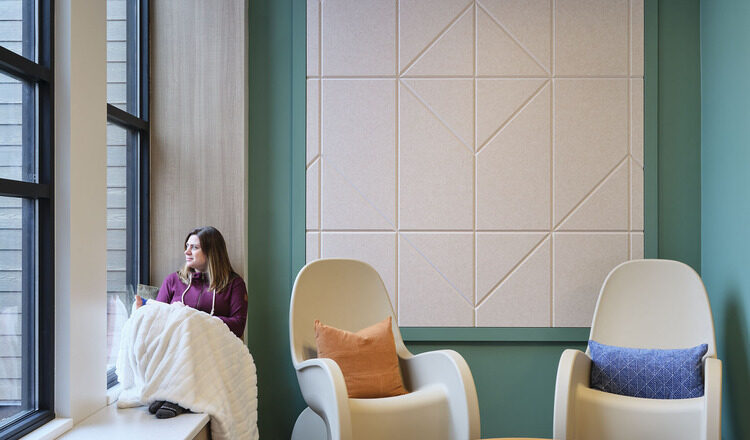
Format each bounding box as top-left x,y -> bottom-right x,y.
307,0 -> 644,327
151,0 -> 247,285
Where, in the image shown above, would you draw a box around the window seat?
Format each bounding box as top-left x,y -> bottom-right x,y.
56,403 -> 210,440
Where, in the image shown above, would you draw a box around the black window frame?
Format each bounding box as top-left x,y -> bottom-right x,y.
106,0 -> 149,389
0,0 -> 55,439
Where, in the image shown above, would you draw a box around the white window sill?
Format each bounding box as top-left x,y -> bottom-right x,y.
20,418 -> 74,440
21,389 -> 209,440
56,403 -> 210,440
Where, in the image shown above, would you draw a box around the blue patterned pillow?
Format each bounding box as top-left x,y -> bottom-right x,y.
589,340 -> 708,399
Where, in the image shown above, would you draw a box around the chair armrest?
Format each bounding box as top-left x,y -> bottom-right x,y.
295,358 -> 352,440
703,357 -> 722,440
553,349 -> 592,440
400,350 -> 480,440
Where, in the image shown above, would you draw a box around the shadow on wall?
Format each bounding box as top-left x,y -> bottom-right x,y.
725,294 -> 750,439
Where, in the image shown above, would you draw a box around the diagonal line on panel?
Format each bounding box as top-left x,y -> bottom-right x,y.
306,154 -> 320,170
475,80 -> 549,155
400,2 -> 474,77
554,156 -> 629,230
400,80 -> 474,154
400,233 -> 474,307
476,1 -> 550,75
324,157 -> 397,231
632,155 -> 644,169
475,234 -> 549,307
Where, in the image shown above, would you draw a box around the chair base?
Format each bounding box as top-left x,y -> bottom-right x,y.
292,407 -> 328,440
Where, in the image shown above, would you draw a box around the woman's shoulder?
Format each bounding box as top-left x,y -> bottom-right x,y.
229,273 -> 247,290
157,272 -> 184,300
163,271 -> 184,285
227,274 -> 247,302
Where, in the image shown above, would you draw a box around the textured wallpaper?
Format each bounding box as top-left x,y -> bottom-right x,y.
306,0 -> 644,327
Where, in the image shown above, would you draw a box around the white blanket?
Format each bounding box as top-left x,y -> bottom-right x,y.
116,301 -> 259,440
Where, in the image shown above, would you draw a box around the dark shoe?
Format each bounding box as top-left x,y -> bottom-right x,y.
148,400 -> 165,414
155,401 -> 186,419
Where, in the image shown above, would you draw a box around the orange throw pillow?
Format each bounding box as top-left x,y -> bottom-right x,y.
315,316 -> 408,398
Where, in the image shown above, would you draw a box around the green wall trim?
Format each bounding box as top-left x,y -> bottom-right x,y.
644,0 -> 658,259
291,0 -> 306,284
401,327 -> 591,342
655,0 -> 702,272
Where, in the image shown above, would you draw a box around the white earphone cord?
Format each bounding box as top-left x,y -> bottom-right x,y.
180,275 -> 216,316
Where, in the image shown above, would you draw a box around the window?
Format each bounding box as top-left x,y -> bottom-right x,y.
0,0 -> 54,438
105,0 -> 149,387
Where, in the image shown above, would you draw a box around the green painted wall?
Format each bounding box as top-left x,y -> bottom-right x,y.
656,0 -> 702,272
401,328 -> 589,438
402,329 -> 588,437
700,1 -> 750,439
405,338 -> 586,437
248,0 -> 307,438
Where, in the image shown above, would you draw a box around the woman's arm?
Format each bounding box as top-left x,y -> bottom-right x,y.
216,277 -> 248,339
155,274 -> 175,303
136,276 -> 173,310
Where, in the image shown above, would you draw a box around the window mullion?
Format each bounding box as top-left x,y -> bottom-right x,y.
0,179 -> 50,199
107,104 -> 148,131
139,0 -> 149,123
0,0 -> 54,437
20,198 -> 35,412
126,0 -> 138,117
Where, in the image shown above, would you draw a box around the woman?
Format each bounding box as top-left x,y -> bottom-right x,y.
135,226 -> 248,418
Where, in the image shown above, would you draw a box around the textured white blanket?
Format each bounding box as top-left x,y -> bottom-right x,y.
116,301 -> 259,440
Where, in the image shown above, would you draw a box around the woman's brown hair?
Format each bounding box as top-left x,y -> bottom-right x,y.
177,226 -> 236,293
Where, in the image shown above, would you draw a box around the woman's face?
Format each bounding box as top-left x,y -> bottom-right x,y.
184,234 -> 208,272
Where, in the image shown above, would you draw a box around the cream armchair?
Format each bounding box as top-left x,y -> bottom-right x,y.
553,259 -> 722,440
289,259 -> 480,440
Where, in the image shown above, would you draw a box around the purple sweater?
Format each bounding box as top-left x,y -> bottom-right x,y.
156,271 -> 248,338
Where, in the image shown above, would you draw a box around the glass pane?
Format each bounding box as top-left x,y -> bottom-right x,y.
0,0 -> 36,62
107,0 -> 135,113
0,195 -> 34,425
106,123 -> 133,371
0,72 -> 35,183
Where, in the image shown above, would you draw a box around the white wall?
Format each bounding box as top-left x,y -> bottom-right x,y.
54,0 -> 108,422
306,0 -> 644,327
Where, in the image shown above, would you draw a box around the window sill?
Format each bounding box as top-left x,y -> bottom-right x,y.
56,403 -> 209,440
19,418 -> 74,440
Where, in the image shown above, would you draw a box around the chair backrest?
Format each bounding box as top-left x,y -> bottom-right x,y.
589,259 -> 716,357
289,259 -> 409,366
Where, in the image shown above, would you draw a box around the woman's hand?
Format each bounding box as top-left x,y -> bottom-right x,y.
135,295 -> 144,309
